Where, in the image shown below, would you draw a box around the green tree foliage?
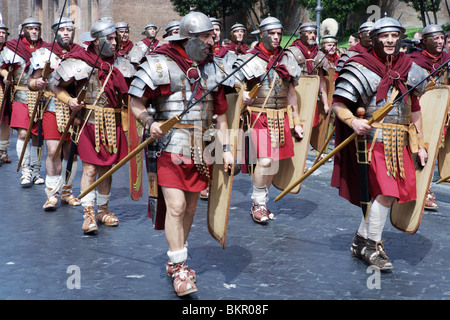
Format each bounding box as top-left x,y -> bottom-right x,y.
399,0 -> 442,27
296,0 -> 370,30
169,0 -> 257,18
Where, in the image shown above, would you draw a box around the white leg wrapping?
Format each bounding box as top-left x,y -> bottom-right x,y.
251,185 -> 267,205
61,158 -> 78,186
367,200 -> 390,242
0,140 -> 9,152
30,145 -> 41,168
80,189 -> 95,208
45,175 -> 63,197
357,215 -> 369,239
96,191 -> 111,207
167,247 -> 188,264
16,139 -> 30,168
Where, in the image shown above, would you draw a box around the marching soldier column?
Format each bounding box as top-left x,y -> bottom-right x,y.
234,17 -> 303,224
1,7 -> 450,300
52,19 -> 132,233
27,17 -> 85,211
128,11 -> 234,296
0,18 -> 47,186
0,22 -> 11,164
410,24 -> 450,209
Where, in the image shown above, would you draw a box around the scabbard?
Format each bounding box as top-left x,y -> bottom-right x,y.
65,123 -> 79,184
146,138 -> 159,222
356,137 -> 370,220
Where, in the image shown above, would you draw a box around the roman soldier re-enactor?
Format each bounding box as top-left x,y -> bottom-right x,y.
128,11 -> 234,297
0,18 -> 47,187
287,22 -> 330,113
128,23 -> 160,65
234,16 -> 302,224
162,20 -> 180,40
0,22 -> 11,164
336,22 -> 374,75
52,19 -> 130,234
410,24 -> 450,210
331,17 -> 428,270
321,35 -> 339,69
226,23 -> 250,55
115,21 -> 134,59
27,17 -> 84,211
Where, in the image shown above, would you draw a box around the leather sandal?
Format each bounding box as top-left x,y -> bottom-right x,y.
43,194 -> 59,211
172,263 -> 197,296
96,205 -> 119,226
60,186 -> 81,206
82,206 -> 98,234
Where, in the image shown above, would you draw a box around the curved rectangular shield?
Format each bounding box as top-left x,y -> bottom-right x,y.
128,97 -> 144,201
391,86 -> 450,233
207,88 -> 244,248
310,68 -> 335,152
272,75 -> 320,193
438,114 -> 450,181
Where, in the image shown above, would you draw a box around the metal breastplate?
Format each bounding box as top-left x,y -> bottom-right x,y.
365,87 -> 411,141
76,69 -> 109,108
0,48 -> 30,103
153,60 -> 215,156
287,46 -> 329,76
252,68 -> 289,109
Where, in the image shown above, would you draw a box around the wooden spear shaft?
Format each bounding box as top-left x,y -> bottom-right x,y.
77,115 -> 180,199
274,102 -> 392,202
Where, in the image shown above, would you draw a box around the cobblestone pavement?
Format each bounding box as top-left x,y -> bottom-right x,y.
0,133 -> 449,304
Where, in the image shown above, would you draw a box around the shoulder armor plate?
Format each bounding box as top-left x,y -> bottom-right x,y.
55,58 -> 91,82
30,48 -> 61,71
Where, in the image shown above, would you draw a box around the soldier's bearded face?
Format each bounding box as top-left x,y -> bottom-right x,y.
303,30 -> 316,46
57,27 -> 74,46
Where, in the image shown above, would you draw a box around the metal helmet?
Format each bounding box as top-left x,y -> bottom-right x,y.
162,20 -> 180,38
115,21 -> 129,30
321,35 -> 338,44
21,17 -> 42,29
179,11 -> 214,37
421,24 -> 445,55
358,21 -> 374,34
209,17 -> 222,29
300,22 -> 317,33
51,17 -> 75,31
370,17 -> 405,59
369,17 -> 405,37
